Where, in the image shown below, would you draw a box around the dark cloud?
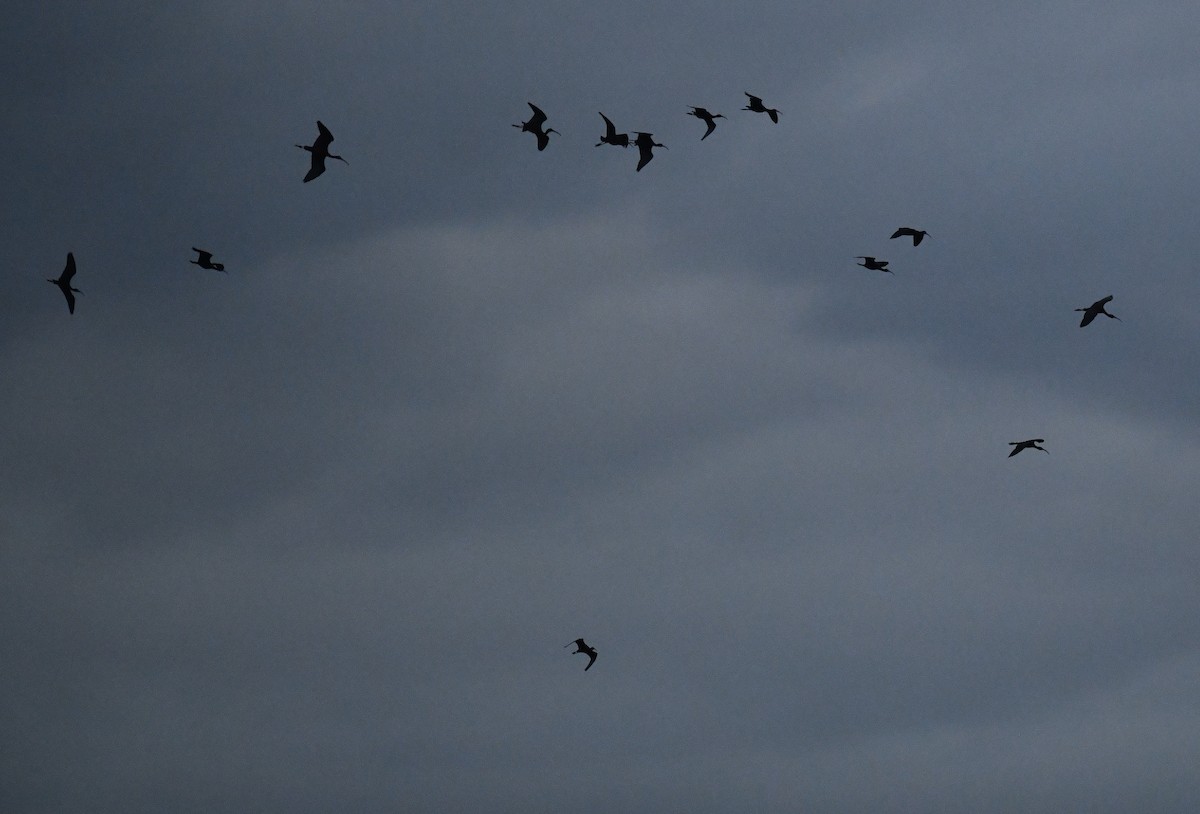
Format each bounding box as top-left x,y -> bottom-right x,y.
4,3 -> 1200,813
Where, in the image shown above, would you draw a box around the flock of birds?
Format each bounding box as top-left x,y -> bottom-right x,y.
37,93 -> 1127,674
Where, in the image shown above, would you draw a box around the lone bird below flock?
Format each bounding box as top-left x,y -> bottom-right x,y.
190,248 -> 225,272
687,106 -> 725,140
297,121 -> 348,183
1008,439 -> 1049,457
1076,295 -> 1121,327
514,102 -> 559,151
595,112 -> 631,148
890,227 -> 930,246
743,93 -> 779,123
565,639 -> 598,671
855,256 -> 892,273
634,132 -> 666,172
47,252 -> 81,314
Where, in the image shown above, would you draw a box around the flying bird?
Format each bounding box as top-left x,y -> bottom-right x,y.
1075,295 -> 1121,327
297,121 -> 348,183
565,639 -> 598,671
47,252 -> 81,314
595,112 -> 631,148
190,248 -> 226,272
1008,439 -> 1049,457
742,93 -> 779,123
890,227 -> 930,246
513,102 -> 560,151
855,256 -> 892,273
687,106 -> 725,140
634,131 -> 666,172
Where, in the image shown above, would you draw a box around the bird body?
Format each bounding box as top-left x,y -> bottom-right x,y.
1008,439 -> 1049,457
595,112 -> 631,148
634,131 -> 666,172
890,227 -> 929,246
854,256 -> 892,273
190,248 -> 226,272
1075,295 -> 1121,327
47,252 -> 81,314
297,120 -> 348,182
565,638 -> 598,671
514,102 -> 559,151
687,106 -> 725,140
743,93 -> 779,123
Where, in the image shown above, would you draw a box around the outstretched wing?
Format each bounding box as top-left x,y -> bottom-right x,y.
599,112 -> 617,139
585,651 -> 597,671
767,109 -> 779,123
304,153 -> 326,182
61,252 -> 76,284
745,93 -> 763,106
702,118 -> 717,140
1078,309 -> 1097,327
314,120 -> 335,151
526,103 -> 548,129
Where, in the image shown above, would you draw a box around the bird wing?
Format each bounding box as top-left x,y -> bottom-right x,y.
599,112 -> 617,138
304,152 -> 326,182
315,120 -> 334,149
1079,310 -> 1097,327
61,287 -> 75,314
636,144 -> 653,171
585,651 -> 597,670
767,109 -> 778,123
745,93 -> 762,106
196,250 -> 213,264
536,130 -> 550,151
62,252 -> 76,284
527,103 -> 548,128
911,232 -> 925,245
1097,295 -> 1114,306
1008,445 -> 1022,457
702,119 -> 716,139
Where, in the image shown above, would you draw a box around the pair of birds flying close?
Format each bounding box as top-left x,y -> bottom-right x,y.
591,111 -> 666,170
854,228 -> 930,274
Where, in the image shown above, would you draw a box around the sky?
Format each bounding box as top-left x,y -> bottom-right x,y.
3,2 -> 1200,812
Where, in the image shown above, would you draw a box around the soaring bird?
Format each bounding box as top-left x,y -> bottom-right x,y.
1008,439 -> 1049,457
742,93 -> 779,123
855,256 -> 892,273
687,106 -> 725,140
634,131 -> 666,172
1075,295 -> 1121,327
890,227 -> 929,246
595,112 -> 631,148
47,252 -> 81,314
513,102 -> 560,151
297,121 -> 348,183
565,639 -> 598,671
190,248 -> 226,272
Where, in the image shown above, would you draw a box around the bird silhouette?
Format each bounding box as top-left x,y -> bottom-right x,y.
1075,295 -> 1121,327
565,639 -> 598,671
513,102 -> 560,151
595,112 -> 631,148
890,227 -> 929,246
742,93 -> 779,123
634,131 -> 666,172
687,106 -> 725,140
1008,439 -> 1049,457
855,256 -> 892,273
297,121 -> 348,183
47,252 -> 81,314
190,248 -> 226,272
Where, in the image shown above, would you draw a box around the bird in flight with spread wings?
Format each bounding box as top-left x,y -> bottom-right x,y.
565,639 -> 598,671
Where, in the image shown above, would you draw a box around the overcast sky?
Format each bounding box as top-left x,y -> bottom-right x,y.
4,2 -> 1200,812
